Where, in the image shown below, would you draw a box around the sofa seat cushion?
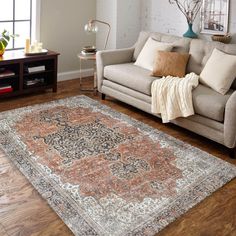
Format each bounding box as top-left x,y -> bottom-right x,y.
104,63 -> 232,122
193,84 -> 233,122
104,63 -> 157,95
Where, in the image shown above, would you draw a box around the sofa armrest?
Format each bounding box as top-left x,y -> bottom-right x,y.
96,48 -> 134,92
224,91 -> 236,148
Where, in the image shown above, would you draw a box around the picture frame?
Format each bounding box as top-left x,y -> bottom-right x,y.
201,0 -> 229,35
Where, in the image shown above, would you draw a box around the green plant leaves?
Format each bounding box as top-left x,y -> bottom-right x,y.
0,41 -> 4,51
0,29 -> 19,52
2,31 -> 10,42
1,38 -> 8,48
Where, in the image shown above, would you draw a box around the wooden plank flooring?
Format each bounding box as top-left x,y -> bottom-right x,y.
0,78 -> 235,236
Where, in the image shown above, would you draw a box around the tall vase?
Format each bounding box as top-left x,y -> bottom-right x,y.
183,23 -> 198,39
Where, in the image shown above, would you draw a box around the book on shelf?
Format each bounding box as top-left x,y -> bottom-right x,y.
24,78 -> 45,86
0,84 -> 13,94
0,84 -> 12,90
0,87 -> 13,94
25,65 -> 46,73
0,69 -> 15,78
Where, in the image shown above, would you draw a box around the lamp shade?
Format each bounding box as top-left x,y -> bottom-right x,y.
84,22 -> 98,33
84,19 -> 111,50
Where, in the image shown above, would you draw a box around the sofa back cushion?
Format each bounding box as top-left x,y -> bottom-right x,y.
134,31 -> 236,90
133,31 -> 191,61
187,39 -> 236,90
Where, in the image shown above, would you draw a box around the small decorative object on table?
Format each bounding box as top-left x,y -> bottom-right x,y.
169,0 -> 202,38
81,46 -> 97,55
24,39 -> 48,55
212,34 -> 232,44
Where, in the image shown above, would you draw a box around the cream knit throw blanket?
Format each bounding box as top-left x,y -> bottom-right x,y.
151,72 -> 199,123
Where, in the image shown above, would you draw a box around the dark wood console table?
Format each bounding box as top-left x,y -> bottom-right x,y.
0,50 -> 59,98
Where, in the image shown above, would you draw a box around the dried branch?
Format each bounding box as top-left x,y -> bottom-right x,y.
169,0 -> 202,24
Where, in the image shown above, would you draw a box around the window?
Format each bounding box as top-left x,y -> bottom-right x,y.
0,0 -> 40,50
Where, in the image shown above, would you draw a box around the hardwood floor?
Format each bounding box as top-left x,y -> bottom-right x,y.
0,78 -> 235,236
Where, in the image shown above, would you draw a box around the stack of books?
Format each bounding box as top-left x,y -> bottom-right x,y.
24,78 -> 45,87
81,46 -> 97,55
0,84 -> 13,94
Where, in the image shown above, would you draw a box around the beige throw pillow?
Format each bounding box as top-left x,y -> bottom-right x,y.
134,37 -> 173,71
152,51 -> 190,78
200,48 -> 236,95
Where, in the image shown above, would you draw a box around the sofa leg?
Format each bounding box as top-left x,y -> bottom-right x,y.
229,148 -> 236,159
101,93 -> 106,100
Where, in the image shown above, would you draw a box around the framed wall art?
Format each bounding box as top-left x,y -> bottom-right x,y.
201,0 -> 229,35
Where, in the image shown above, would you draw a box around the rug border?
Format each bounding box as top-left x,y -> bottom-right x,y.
0,95 -> 236,236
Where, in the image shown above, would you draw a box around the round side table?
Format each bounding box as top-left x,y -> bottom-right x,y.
78,53 -> 97,93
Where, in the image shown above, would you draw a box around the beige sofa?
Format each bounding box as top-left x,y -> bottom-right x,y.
96,32 -> 236,158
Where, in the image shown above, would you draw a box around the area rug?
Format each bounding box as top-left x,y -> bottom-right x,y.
0,96 -> 235,236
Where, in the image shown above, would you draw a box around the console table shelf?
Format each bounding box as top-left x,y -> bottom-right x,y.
0,50 -> 59,98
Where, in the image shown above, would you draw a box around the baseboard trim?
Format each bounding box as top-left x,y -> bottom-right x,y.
58,69 -> 94,82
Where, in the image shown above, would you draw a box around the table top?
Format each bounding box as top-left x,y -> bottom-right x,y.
0,49 -> 59,63
78,53 -> 96,60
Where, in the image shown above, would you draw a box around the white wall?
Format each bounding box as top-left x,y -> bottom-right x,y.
40,0 -> 96,73
40,0 -> 236,77
97,0 -> 236,50
141,0 -> 186,35
116,0 -> 141,49
141,0 -> 236,43
96,0 -> 117,50
96,0 -> 141,49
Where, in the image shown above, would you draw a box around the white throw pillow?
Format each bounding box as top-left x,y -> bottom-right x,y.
200,48 -> 236,95
134,37 -> 173,71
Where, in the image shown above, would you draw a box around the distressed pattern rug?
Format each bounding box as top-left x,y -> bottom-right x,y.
0,95 -> 236,236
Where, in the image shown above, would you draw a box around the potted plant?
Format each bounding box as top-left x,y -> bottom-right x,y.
0,30 -> 17,56
169,0 -> 202,38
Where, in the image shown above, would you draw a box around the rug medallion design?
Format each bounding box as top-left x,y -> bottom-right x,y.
0,96 -> 235,236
